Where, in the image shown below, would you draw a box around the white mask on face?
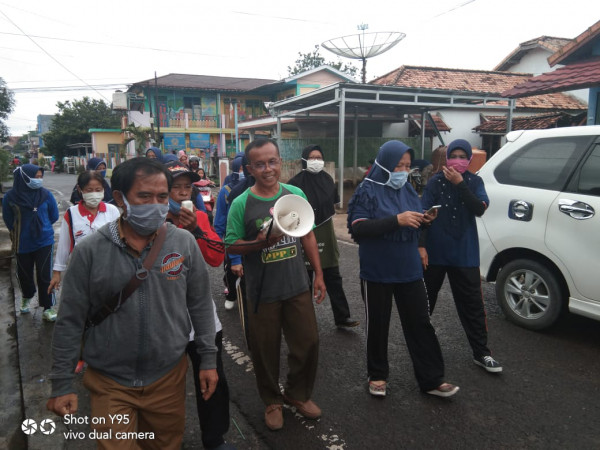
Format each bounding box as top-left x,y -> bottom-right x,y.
82,191 -> 104,208
305,159 -> 324,173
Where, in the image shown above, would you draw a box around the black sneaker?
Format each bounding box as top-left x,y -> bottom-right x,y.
335,318 -> 360,328
474,355 -> 503,373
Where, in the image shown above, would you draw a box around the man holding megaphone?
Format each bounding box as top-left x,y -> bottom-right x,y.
225,139 -> 326,432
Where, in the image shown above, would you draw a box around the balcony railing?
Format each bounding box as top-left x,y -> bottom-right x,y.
159,112 -> 239,129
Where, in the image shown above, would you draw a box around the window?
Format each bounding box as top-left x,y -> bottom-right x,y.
184,97 -> 201,109
576,144 -> 600,196
494,136 -> 595,190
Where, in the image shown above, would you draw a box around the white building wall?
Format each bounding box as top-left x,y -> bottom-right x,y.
504,48 -> 589,103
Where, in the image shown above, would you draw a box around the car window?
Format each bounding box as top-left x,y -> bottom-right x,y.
494,136 -> 594,190
577,144 -> 600,196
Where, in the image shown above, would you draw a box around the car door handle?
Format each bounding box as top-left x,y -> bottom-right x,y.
558,199 -> 595,220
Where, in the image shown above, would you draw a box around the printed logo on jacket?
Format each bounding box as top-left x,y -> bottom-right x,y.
161,252 -> 185,280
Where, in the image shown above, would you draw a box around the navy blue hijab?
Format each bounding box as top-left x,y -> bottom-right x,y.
6,164 -> 49,236
347,140 -> 421,242
146,147 -> 164,162
223,152 -> 245,187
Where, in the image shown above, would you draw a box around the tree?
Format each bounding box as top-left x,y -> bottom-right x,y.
287,45 -> 358,78
122,123 -> 152,156
43,97 -> 120,163
0,77 -> 15,142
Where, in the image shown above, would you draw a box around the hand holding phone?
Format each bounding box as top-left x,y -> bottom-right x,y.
181,200 -> 194,212
425,205 -> 442,216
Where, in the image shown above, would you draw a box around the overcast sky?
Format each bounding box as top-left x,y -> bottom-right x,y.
2,0 -> 598,136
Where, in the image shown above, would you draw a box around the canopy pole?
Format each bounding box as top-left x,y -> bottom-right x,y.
338,88 -> 346,207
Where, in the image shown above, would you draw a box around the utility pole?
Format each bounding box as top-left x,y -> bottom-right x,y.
154,72 -> 161,147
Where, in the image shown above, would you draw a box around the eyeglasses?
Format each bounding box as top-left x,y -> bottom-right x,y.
250,158 -> 281,171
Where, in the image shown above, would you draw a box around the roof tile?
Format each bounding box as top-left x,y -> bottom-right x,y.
371,66 -> 587,110
502,57 -> 600,98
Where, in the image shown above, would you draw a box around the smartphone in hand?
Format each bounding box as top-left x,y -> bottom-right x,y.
425,205 -> 442,215
181,200 -> 194,212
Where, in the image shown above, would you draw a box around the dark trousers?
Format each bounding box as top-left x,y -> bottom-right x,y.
186,331 -> 230,449
16,245 -> 55,310
361,279 -> 444,392
223,258 -> 239,301
308,266 -> 352,323
424,265 -> 490,359
247,290 -> 319,405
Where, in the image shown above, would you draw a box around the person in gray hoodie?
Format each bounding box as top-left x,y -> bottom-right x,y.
47,157 -> 218,449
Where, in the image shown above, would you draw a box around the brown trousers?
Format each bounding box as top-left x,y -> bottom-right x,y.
248,290 -> 319,405
83,356 -> 188,450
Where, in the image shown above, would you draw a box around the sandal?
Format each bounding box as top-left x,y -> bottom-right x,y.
426,383 -> 459,398
369,380 -> 387,397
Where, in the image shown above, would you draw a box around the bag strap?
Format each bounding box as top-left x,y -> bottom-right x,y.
86,223 -> 168,328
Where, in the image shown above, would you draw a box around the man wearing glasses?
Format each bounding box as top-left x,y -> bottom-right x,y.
225,139 -> 326,431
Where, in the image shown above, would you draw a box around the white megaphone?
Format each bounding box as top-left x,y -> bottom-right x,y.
261,194 -> 315,238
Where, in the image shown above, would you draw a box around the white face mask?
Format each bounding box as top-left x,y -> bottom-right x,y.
82,191 -> 104,208
305,159 -> 324,173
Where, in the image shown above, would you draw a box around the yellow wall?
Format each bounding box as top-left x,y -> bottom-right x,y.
91,131 -> 122,154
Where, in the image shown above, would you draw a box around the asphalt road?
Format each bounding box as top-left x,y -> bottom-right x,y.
3,171 -> 600,449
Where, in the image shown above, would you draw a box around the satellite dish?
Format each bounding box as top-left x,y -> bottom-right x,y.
322,25 -> 406,83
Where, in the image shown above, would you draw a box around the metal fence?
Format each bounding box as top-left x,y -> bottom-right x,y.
278,137 -> 424,166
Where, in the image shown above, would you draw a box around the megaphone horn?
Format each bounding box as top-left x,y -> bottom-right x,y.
262,194 -> 315,238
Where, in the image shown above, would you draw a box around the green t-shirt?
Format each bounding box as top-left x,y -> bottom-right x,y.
225,183 -> 310,303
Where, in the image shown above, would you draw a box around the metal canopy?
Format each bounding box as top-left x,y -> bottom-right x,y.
265,82 -> 514,205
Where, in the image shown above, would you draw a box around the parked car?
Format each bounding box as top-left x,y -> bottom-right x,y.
477,126 -> 600,330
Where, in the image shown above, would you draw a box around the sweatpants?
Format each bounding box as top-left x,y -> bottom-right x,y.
361,279 -> 444,392
82,355 -> 188,450
424,265 -> 490,359
186,331 -> 230,449
16,244 -> 55,310
247,290 -> 319,405
308,266 -> 352,324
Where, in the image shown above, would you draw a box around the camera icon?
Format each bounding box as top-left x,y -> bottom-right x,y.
21,419 -> 37,435
40,418 -> 56,435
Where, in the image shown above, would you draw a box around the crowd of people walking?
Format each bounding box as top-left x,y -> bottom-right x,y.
2,139 -> 501,449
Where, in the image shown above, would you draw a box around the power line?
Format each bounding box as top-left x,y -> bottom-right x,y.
11,84 -> 127,93
0,31 -> 228,58
0,9 -> 109,101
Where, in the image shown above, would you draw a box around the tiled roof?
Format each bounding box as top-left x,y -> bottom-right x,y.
371,65 -> 587,111
474,112 -> 586,133
548,20 -> 600,66
408,114 -> 451,132
502,57 -> 600,98
129,73 -> 277,92
494,36 -> 572,71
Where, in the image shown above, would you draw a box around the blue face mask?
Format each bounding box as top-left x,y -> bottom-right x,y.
168,197 -> 181,214
26,178 -> 43,190
122,195 -> 169,236
99,170 -> 107,178
387,171 -> 408,190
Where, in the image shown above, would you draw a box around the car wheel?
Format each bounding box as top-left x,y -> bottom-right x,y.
495,259 -> 564,330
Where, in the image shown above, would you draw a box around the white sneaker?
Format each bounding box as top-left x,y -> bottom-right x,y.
224,300 -> 235,310
20,298 -> 32,314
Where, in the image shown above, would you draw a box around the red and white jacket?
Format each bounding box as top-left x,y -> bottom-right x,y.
53,202 -> 121,272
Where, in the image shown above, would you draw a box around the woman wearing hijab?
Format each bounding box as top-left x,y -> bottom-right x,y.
178,150 -> 190,167
145,146 -> 164,162
189,155 -> 202,174
288,144 -> 359,328
420,139 -> 502,373
2,164 -> 59,321
69,157 -> 113,205
347,140 -> 458,398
